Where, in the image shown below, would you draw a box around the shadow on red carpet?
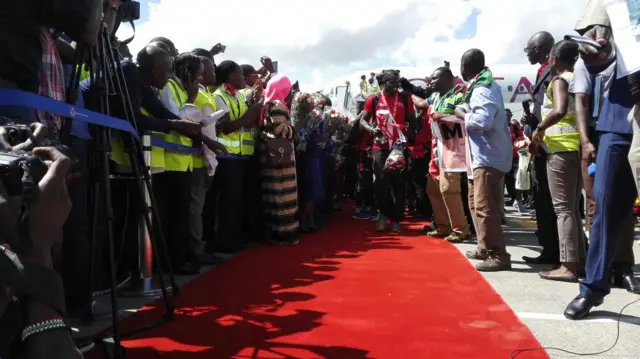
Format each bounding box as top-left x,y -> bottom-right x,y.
87,204 -> 548,359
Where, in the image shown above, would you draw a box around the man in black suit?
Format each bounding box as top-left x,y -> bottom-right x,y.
521,31 -> 560,266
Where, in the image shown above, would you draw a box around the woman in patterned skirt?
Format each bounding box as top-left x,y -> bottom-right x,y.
258,74 -> 300,245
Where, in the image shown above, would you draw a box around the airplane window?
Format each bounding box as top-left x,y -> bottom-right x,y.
518,84 -> 526,92
507,85 -> 513,92
530,85 -> 534,92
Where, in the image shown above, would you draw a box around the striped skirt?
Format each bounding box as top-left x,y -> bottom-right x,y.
258,140 -> 300,241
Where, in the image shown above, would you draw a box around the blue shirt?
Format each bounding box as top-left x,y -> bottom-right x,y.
464,82 -> 512,174
595,62 -> 635,135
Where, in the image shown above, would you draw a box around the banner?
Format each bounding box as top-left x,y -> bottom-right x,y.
431,116 -> 470,174
605,0 -> 640,78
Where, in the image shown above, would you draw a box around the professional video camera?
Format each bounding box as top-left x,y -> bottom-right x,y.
116,0 -> 140,22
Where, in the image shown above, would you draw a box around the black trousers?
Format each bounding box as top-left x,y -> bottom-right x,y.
407,155 -> 432,217
153,171 -> 192,270
61,137 -> 92,314
504,157 -> 519,203
533,153 -> 560,259
343,147 -> 358,199
356,150 -> 375,208
213,158 -> 260,252
373,149 -> 406,222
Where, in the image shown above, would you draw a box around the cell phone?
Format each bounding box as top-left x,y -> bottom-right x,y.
564,35 -> 602,50
220,44 -> 226,53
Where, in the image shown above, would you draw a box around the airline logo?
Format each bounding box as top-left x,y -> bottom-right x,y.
493,76 -> 534,103
409,76 -> 534,104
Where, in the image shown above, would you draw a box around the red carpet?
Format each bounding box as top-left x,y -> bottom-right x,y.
88,206 -> 548,359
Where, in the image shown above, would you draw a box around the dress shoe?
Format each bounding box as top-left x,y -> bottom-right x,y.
564,295 -> 604,320
522,255 -> 559,265
614,273 -> 640,294
538,270 -> 578,283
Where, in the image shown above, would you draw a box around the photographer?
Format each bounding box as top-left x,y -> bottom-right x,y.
0,147 -> 81,359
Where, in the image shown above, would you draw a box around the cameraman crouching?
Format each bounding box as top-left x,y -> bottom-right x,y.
0,147 -> 82,359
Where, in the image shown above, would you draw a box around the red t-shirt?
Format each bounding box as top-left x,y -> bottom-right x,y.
409,111 -> 431,158
363,92 -> 414,150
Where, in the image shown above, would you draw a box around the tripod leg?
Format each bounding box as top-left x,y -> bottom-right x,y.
98,131 -> 124,359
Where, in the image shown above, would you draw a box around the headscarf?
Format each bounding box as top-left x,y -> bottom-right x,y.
260,74 -> 292,125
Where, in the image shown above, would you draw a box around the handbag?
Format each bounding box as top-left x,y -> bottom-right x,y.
264,137 -> 294,166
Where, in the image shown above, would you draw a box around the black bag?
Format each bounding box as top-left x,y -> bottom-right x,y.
34,0 -> 104,46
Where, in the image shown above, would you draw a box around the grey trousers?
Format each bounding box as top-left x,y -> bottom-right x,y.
189,167 -> 208,254
547,151 -> 586,263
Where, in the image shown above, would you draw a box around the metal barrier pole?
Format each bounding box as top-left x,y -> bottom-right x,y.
121,133 -> 172,297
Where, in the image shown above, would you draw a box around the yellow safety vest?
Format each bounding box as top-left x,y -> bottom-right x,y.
239,88 -> 252,100
110,107 -> 166,169
542,72 -> 580,153
212,86 -> 254,155
362,80 -> 369,94
192,89 -> 219,168
76,64 -> 91,82
165,78 -> 195,172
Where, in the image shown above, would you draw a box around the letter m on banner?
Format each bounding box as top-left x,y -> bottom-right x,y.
440,122 -> 463,140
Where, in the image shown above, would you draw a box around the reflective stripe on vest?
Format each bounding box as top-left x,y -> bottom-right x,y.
192,90 -> 218,169
110,107 -> 166,169
212,87 -> 254,155
76,65 -> 91,82
542,72 -> 580,153
165,78 -> 194,172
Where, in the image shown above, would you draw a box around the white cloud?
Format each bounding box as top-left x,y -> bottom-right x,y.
119,0 -> 588,91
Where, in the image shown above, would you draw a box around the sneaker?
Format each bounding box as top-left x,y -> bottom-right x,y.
465,249 -> 489,261
376,214 -> 387,232
514,200 -> 526,213
353,212 -> 372,220
74,338 -> 96,353
421,224 -> 437,233
476,257 -> 512,272
427,229 -> 451,238
390,222 -> 401,233
445,232 -> 469,243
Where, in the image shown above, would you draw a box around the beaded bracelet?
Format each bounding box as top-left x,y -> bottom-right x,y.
21,317 -> 67,342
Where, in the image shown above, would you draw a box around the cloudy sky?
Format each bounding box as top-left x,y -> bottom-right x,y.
118,0 -> 588,90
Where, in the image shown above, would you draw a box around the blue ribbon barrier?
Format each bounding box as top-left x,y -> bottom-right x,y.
0,89 -> 202,155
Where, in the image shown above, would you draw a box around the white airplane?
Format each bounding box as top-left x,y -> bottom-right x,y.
318,64 -> 538,118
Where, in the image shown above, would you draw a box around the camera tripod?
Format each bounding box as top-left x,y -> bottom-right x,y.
62,24 -> 179,359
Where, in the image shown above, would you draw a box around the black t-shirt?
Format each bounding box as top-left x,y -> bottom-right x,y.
0,3 -> 43,92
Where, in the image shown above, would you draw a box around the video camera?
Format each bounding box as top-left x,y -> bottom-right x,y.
116,0 -> 141,22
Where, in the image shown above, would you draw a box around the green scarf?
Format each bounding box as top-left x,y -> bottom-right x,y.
462,68 -> 493,104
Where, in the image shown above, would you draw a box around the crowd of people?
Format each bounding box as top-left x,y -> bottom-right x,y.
1,0 -> 639,357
